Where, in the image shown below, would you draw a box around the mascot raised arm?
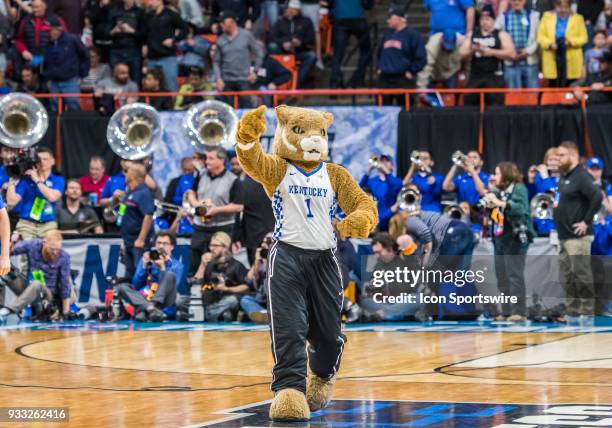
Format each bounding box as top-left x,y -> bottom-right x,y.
235,105 -> 378,421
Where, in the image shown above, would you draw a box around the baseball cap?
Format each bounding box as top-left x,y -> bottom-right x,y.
380,154 -> 393,162
442,29 -> 457,50
480,4 -> 496,19
287,0 -> 301,9
388,5 -> 406,19
47,16 -> 63,28
587,157 -> 603,169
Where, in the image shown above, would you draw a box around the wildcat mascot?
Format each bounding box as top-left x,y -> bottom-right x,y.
235,105 -> 378,421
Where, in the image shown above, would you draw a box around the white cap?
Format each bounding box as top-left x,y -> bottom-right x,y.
287,0 -> 301,9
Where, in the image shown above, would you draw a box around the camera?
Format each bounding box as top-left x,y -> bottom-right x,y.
149,248 -> 165,261
6,148 -> 39,178
194,205 -> 208,217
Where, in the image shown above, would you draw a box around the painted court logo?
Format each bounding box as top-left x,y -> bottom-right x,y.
199,401 -> 612,427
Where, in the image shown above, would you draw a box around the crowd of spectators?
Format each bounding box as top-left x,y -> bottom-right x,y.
0,0 -> 608,109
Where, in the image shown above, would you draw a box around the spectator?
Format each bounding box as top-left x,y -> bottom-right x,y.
359,154 -> 403,231
574,49 -> 612,104
0,231 -> 75,322
595,2 -> 611,33
442,150 -> 489,206
6,0 -> 33,24
301,0 -> 324,70
269,0 -> 316,88
116,231 -> 182,322
0,11 -> 9,74
56,179 -> 104,234
94,62 -> 139,113
0,146 -> 17,188
43,17 -> 90,112
240,232 -> 272,323
175,66 -> 213,110
425,0 -> 475,36
177,26 -> 211,76
253,54 -> 292,106
16,66 -> 47,105
537,0 -> 588,87
15,0 -> 67,72
328,0 -> 373,88
417,29 -> 466,90
79,156 -> 109,201
586,157 -> 607,188
402,150 -> 444,212
554,141 -> 602,320
584,30 -> 608,80
165,156 -> 196,206
194,231 -> 248,321
81,47 -> 112,91
213,12 -> 264,108
6,147 -> 64,239
178,0 -> 204,30
140,67 -> 174,110
119,163 -> 155,280
459,5 -> 516,106
484,162 -> 535,321
109,0 -> 144,84
495,0 -> 541,88
185,147 -> 243,276
212,0 -> 260,29
376,6 -> 426,105
86,0 -> 114,63
142,0 -> 188,93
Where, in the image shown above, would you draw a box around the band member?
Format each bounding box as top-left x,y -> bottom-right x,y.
554,142 -> 602,320
527,147 -> 560,235
442,150 -> 489,206
359,154 -> 402,231
402,149 -> 443,212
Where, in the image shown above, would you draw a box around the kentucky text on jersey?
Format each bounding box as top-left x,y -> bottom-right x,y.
287,185 -> 329,198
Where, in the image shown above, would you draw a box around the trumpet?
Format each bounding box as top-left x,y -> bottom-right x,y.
368,155 -> 379,169
443,204 -> 464,220
530,193 -> 554,220
397,187 -> 421,213
153,199 -> 208,218
410,150 -> 431,173
451,150 -> 467,167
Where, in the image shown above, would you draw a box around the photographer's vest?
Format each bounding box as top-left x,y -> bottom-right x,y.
194,170 -> 237,228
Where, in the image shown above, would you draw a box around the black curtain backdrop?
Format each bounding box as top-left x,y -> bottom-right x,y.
398,106 -> 611,178
58,111 -> 121,179
397,107 -> 480,177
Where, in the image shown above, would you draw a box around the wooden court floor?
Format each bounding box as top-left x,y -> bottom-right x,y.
0,325 -> 611,427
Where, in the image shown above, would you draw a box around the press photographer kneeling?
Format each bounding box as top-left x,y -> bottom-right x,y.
116,231 -> 183,322
0,230 -> 75,322
194,231 -> 248,322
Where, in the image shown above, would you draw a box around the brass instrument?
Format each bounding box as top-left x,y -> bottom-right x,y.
107,103 -> 162,160
443,204 -> 464,220
182,100 -> 238,152
397,187 -> 421,213
0,93 -> 49,148
410,150 -> 431,173
530,193 -> 554,220
451,150 -> 467,167
368,155 -> 380,169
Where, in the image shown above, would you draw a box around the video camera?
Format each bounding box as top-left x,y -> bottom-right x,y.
6,148 -> 39,178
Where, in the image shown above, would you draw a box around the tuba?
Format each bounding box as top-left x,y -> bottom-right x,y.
107,103 -> 162,160
182,100 -> 238,152
0,93 -> 48,148
397,187 -> 421,213
530,193 -> 554,220
451,150 -> 467,167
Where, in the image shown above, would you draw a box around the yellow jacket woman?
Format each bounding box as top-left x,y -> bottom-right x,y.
537,2 -> 588,82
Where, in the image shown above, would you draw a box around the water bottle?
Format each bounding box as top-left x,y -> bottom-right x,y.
116,203 -> 126,226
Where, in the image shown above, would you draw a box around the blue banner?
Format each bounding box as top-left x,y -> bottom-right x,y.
153,106 -> 401,191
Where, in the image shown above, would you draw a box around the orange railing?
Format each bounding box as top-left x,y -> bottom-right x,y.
25,87 -> 612,168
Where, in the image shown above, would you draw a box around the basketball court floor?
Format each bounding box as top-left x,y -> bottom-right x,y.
1,319 -> 611,427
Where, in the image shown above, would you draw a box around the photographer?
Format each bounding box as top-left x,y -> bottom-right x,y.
116,231 -> 182,322
0,231 -> 74,322
483,162 -> 535,322
194,231 -> 248,321
6,147 -> 64,239
240,233 -> 273,324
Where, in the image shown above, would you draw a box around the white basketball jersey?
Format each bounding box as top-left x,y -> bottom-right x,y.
272,162 -> 337,250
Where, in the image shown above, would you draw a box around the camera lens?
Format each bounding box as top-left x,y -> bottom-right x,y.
150,248 -> 160,261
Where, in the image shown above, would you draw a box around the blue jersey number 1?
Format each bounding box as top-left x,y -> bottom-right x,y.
305,198 -> 314,218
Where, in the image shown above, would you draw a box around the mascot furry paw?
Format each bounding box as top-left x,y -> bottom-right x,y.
236,105 -> 378,421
